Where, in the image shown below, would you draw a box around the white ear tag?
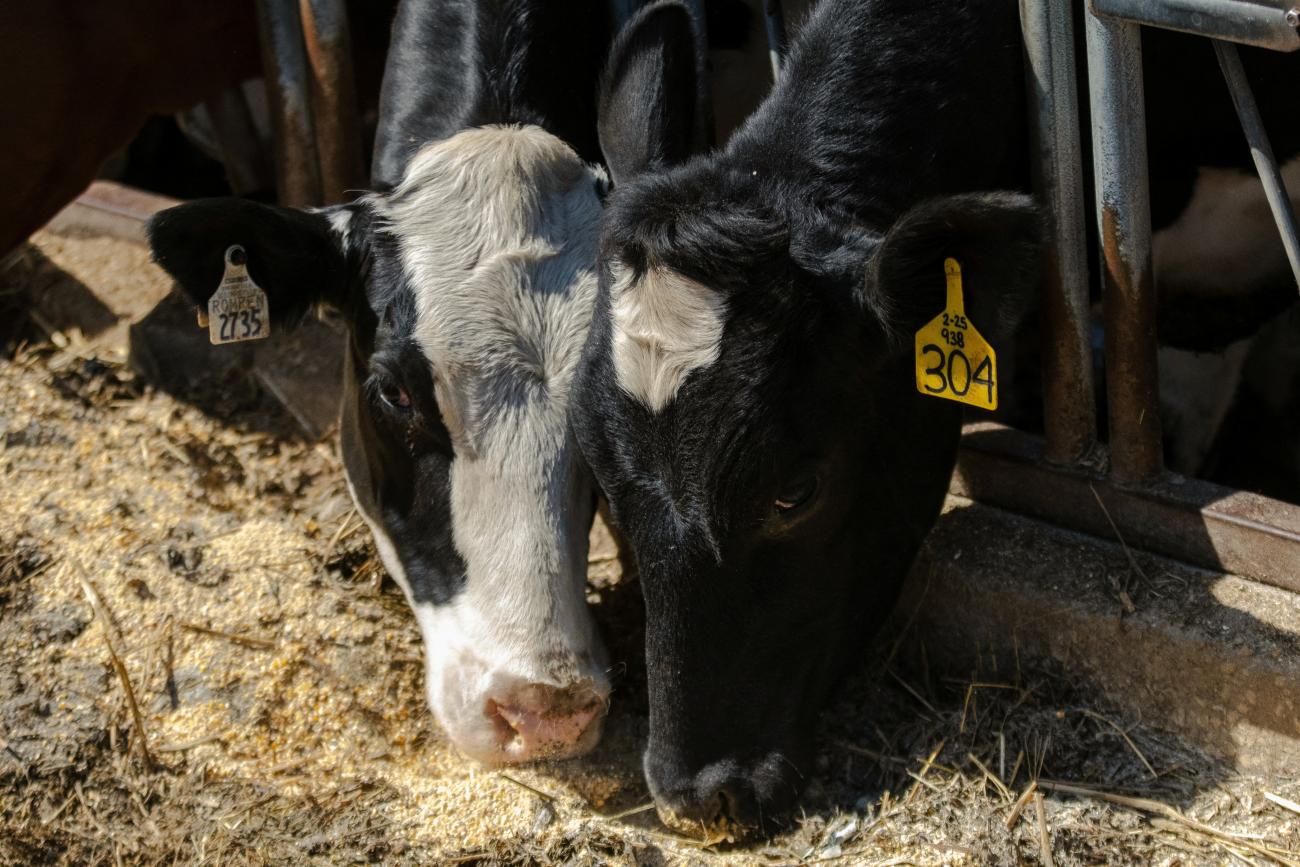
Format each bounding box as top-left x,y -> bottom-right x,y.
207,244 -> 271,345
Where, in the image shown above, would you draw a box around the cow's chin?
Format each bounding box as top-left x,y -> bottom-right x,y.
415,602 -> 611,766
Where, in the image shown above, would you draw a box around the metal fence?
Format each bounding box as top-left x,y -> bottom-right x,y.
968,0 -> 1300,589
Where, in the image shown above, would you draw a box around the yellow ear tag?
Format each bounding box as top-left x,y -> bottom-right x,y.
914,257 -> 997,411
207,244 -> 271,345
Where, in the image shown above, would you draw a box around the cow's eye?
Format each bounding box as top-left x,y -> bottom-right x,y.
375,378 -> 412,412
774,472 -> 819,514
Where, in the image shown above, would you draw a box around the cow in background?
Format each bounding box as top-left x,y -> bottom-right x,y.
148,0 -> 706,764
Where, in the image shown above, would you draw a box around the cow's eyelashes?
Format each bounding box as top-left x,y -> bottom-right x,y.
774,472 -> 819,515
367,374 -> 413,414
381,383 -> 412,411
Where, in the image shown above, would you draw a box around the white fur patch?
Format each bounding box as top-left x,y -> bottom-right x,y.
610,263 -> 727,412
326,206 -> 353,250
1154,158 -> 1300,296
372,125 -> 609,761
1151,157 -> 1300,477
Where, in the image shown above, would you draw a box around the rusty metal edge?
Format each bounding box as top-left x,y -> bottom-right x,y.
1085,8 -> 1165,484
954,421 -> 1300,594
1021,0 -> 1097,466
300,0 -> 366,204
42,181 -> 180,243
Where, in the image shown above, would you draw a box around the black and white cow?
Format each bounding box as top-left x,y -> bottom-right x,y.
147,0 -> 704,765
578,0 -> 1039,833
579,0 -> 1300,833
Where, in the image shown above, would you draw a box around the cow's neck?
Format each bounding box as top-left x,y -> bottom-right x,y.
724,0 -> 1025,231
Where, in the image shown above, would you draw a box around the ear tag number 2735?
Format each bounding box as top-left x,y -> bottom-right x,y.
914,257 -> 997,411
205,244 -> 271,346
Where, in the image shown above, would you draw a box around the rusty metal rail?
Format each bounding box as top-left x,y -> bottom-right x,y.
955,423 -> 1300,594
1020,0 -> 1096,465
254,0 -> 363,206
301,0 -> 366,202
1085,8 -> 1164,485
992,0 -> 1300,587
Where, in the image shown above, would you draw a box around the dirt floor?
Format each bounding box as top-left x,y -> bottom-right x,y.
2,229 -> 1299,865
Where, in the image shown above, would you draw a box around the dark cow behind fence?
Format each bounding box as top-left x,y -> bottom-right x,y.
147,0 -> 704,765
576,0 -> 1300,837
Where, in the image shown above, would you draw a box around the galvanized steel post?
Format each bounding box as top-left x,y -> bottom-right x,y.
1021,0 -> 1096,465
301,0 -> 365,204
256,0 -> 323,207
764,0 -> 788,80
1212,39 -> 1300,293
1085,6 -> 1163,483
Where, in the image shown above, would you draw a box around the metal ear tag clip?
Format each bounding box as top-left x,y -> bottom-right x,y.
207,245 -> 271,345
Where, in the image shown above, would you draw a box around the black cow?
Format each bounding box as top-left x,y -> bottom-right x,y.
147,0 -> 704,766
579,0 -> 1039,834
579,0 -> 1300,834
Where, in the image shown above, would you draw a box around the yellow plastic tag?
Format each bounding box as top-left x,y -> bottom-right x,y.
914,258 -> 997,411
207,245 -> 271,345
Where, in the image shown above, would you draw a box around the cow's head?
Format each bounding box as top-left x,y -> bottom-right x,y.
146,0 -> 704,767
576,64 -> 1040,829
149,127 -> 611,764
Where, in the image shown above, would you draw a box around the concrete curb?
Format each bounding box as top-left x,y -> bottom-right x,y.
899,497 -> 1300,775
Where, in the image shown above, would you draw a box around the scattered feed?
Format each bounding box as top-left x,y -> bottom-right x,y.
1,229 -> 1298,865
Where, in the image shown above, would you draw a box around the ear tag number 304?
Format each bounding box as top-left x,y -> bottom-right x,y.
204,244 -> 271,345
914,257 -> 997,411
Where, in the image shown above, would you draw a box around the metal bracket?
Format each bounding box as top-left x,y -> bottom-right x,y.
1090,0 -> 1300,52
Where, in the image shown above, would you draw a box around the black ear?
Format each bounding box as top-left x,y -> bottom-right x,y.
147,198 -> 357,327
862,192 -> 1042,345
598,0 -> 705,187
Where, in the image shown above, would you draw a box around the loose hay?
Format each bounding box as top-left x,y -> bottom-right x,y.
1,229 -> 1299,865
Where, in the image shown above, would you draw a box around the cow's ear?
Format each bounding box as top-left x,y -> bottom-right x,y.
598,0 -> 704,187
861,192 -> 1042,345
147,198 -> 361,327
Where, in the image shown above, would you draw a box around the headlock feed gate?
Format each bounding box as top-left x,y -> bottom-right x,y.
953,0 -> 1300,590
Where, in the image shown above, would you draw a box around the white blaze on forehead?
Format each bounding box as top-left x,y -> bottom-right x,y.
610,262 -> 728,412
368,124 -> 609,759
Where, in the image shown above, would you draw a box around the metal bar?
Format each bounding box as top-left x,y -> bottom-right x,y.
1021,0 -> 1097,465
300,0 -> 365,204
1085,9 -> 1164,484
953,422 -> 1300,593
763,0 -> 788,81
1213,40 -> 1300,292
255,0 -> 323,207
1090,0 -> 1300,52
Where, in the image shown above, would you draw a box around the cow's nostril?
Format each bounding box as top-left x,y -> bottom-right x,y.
482,684 -> 606,763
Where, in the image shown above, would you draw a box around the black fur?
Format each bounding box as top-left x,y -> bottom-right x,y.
577,0 -> 1041,831
598,1 -> 705,186
371,0 -> 614,188
581,0 -> 1300,832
